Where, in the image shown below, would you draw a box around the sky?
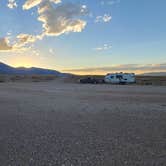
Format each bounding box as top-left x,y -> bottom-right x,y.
0,0 -> 166,75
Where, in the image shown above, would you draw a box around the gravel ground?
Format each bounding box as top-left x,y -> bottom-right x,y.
0,82 -> 166,166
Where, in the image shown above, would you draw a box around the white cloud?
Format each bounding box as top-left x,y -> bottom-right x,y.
0,38 -> 12,51
0,33 -> 43,52
95,14 -> 112,23
32,49 -> 40,56
23,0 -> 88,37
23,0 -> 61,10
6,31 -> 12,36
64,63 -> 166,73
7,0 -> 17,9
94,44 -> 112,51
0,37 -> 28,52
14,33 -> 43,47
50,0 -> 61,4
37,2 -> 88,36
23,0 -> 43,10
101,0 -> 120,6
49,48 -> 55,54
2,0 -> 88,52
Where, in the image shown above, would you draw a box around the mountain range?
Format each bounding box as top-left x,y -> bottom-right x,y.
0,62 -> 166,76
140,72 -> 166,76
0,62 -> 68,77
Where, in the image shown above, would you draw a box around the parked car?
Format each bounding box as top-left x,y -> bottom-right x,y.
79,77 -> 99,84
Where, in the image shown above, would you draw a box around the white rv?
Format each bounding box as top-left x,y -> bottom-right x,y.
104,73 -> 136,84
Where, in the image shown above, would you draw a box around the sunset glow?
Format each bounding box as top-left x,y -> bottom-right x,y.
0,0 -> 166,74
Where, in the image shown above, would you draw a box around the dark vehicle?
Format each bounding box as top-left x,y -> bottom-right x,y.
79,77 -> 99,84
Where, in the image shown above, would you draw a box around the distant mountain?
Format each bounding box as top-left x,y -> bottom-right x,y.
0,62 -> 15,74
0,62 -> 69,77
140,72 -> 166,76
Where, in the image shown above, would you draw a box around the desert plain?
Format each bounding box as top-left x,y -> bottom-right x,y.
0,80 -> 166,166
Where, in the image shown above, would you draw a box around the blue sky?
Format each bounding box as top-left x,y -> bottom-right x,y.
0,0 -> 166,74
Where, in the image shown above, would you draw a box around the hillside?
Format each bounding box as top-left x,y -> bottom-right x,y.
141,72 -> 166,76
0,62 -> 66,76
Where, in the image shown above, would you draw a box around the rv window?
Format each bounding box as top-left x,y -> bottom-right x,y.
116,75 -> 123,79
110,76 -> 114,79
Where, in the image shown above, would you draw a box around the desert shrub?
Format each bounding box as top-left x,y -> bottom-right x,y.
0,79 -> 5,83
0,76 -> 6,83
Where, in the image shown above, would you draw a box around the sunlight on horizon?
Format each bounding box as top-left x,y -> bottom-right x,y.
0,0 -> 166,74
4,56 -> 41,68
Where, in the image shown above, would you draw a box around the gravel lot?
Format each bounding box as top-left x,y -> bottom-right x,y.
0,82 -> 166,166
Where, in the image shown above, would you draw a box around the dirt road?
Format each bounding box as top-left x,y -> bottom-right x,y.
0,82 -> 166,166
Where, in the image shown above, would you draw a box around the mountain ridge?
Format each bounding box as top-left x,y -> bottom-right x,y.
0,62 -> 68,77
140,72 -> 166,76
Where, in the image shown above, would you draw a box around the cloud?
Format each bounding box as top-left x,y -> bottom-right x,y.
23,0 -> 43,10
6,31 -> 12,36
94,44 -> 112,51
50,0 -> 61,4
14,33 -> 43,47
23,0 -> 61,10
23,0 -> 88,38
0,37 -> 26,52
37,2 -> 88,36
0,38 -> 12,51
101,0 -> 120,6
7,0 -> 17,9
0,33 -> 43,52
64,63 -> 166,74
49,48 -> 55,54
23,0 -> 88,36
2,0 -> 88,52
32,49 -> 40,56
95,14 -> 112,23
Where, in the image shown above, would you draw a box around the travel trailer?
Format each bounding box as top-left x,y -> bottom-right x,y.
104,73 -> 136,84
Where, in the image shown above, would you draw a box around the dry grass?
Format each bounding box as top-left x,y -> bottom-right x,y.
136,76 -> 166,86
0,74 -> 58,83
0,74 -> 166,86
